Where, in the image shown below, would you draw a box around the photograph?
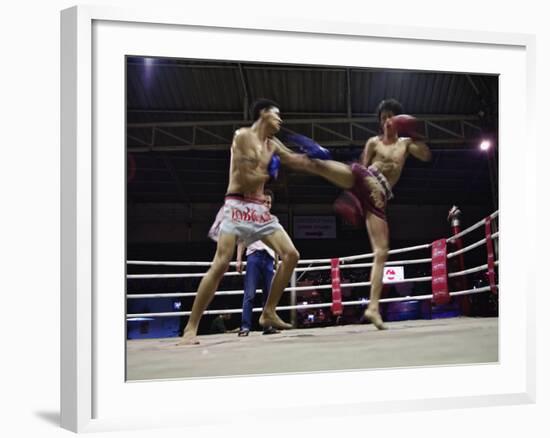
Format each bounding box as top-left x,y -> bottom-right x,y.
125,57 -> 499,381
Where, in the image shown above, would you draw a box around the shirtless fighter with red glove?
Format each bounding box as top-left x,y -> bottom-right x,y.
274,98 -> 431,329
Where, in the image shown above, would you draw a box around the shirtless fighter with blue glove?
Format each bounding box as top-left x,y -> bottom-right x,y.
178,99 -> 297,345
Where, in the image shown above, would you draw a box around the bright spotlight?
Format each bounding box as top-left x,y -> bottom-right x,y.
480,140 -> 491,151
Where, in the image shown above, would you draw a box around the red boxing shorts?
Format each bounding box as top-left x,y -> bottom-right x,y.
349,163 -> 394,221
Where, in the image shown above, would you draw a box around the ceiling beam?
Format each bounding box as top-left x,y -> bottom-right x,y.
238,63 -> 250,121
127,115 -> 484,151
127,114 -> 480,129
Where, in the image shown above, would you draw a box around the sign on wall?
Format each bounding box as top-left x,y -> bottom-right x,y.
293,216 -> 336,239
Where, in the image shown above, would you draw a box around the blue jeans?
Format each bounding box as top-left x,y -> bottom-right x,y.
241,250 -> 275,331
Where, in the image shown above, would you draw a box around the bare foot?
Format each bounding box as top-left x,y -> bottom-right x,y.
364,308 -> 387,330
176,333 -> 200,346
259,312 -> 292,330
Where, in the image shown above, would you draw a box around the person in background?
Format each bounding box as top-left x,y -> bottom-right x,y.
235,189 -> 280,336
209,313 -> 239,334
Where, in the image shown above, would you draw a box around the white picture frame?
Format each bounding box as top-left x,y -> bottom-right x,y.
61,5 -> 536,433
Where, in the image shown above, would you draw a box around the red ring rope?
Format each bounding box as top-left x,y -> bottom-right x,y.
330,258 -> 343,315
431,239 -> 450,305
484,217 -> 498,294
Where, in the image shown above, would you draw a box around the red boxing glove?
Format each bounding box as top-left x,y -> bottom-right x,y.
391,114 -> 419,138
334,191 -> 364,227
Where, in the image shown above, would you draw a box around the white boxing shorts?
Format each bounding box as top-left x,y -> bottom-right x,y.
208,194 -> 283,246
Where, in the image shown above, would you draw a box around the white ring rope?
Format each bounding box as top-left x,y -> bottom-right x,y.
126,244 -> 432,267
126,210 -> 499,274
127,261 -> 498,299
127,257 -> 436,279
335,285 -> 494,307
446,210 -> 499,243
448,261 -> 499,278
447,232 -> 498,259
128,261 -> 234,267
127,271 -> 244,279
126,210 -> 499,320
126,232 -> 497,281
297,243 -> 433,265
126,285 -> 497,318
296,258 -> 434,273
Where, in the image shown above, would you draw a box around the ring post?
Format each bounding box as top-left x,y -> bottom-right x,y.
290,271 -> 297,327
447,206 -> 470,315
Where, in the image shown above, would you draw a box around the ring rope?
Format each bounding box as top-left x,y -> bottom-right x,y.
126,243 -> 432,267
297,258 -> 434,273
126,257 -> 437,279
126,284 -> 497,318
127,271 -> 245,279
126,211 -> 500,320
126,258 -> 435,279
298,243 -> 433,265
126,260 -> 498,299
126,211 -> 499,272
447,232 -> 498,259
127,261 -> 228,267
126,245 -> 433,268
448,261 -> 499,278
339,285 -> 495,307
126,233 -> 497,280
446,210 -> 499,243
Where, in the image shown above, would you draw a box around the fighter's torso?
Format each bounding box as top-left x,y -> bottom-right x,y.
369,136 -> 410,187
227,128 -> 274,197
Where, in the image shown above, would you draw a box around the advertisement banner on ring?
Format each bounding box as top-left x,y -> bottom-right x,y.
383,266 -> 404,283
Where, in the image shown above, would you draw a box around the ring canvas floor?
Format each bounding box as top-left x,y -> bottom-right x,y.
126,316 -> 498,381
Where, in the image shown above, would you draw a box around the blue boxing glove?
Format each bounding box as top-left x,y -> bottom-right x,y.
268,154 -> 281,180
286,133 -> 331,160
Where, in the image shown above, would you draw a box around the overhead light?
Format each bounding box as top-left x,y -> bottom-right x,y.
480,140 -> 491,151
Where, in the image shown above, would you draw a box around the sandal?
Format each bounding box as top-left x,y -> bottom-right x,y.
237,329 -> 250,337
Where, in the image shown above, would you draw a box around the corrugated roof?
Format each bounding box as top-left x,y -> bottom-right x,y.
126,57 -> 498,209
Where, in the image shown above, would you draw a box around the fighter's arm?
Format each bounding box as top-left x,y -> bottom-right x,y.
269,136 -> 311,172
407,138 -> 432,162
235,241 -> 246,273
270,136 -> 296,161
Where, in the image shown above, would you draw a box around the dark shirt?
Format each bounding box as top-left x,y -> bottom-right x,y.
210,316 -> 227,334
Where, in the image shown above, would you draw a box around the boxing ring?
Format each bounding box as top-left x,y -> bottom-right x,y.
126,210 -> 499,381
